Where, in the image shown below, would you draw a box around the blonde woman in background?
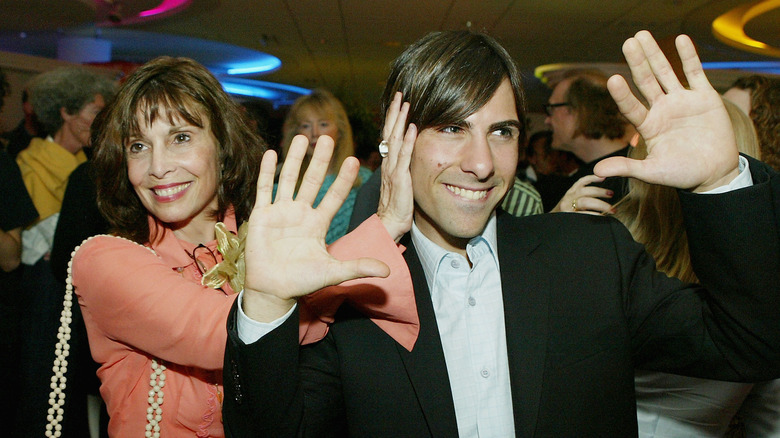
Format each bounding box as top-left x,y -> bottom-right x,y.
281,89 -> 373,243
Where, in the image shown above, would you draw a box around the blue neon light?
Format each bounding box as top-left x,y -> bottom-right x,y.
220,78 -> 311,103
222,83 -> 276,99
702,61 -> 780,74
226,58 -> 282,75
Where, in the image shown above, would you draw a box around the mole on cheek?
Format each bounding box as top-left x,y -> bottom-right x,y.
437,162 -> 444,168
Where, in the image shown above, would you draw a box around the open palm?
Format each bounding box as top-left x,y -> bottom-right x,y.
596,31 -> 739,192
243,135 -> 388,321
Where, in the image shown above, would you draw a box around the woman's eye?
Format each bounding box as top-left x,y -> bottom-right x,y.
128,142 -> 146,153
173,133 -> 191,143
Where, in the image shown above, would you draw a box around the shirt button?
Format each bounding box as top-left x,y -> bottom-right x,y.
468,296 -> 476,306
450,259 -> 460,268
481,368 -> 490,378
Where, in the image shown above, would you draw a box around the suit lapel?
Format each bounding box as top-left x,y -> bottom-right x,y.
395,238 -> 459,438
497,213 -> 550,437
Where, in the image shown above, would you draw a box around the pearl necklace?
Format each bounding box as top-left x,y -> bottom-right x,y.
47,235 -> 165,438
146,359 -> 166,437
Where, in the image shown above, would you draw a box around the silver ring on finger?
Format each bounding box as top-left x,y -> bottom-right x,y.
378,140 -> 389,158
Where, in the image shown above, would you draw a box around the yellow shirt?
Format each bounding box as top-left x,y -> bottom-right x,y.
16,137 -> 87,223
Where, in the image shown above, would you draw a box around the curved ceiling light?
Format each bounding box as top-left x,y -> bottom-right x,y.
712,0 -> 780,57
96,0 -> 192,25
138,0 -> 191,18
533,63 -> 630,85
226,59 -> 282,75
220,78 -> 310,106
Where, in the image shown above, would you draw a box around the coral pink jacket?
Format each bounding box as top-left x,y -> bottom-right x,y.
73,213 -> 240,437
73,212 -> 412,437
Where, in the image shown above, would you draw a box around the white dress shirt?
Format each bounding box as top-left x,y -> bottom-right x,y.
411,214 -> 515,438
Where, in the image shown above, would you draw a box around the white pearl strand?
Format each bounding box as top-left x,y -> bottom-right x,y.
46,243 -> 78,438
146,359 -> 166,438
46,235 -> 166,437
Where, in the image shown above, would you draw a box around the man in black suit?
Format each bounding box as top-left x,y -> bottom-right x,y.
223,30 -> 780,437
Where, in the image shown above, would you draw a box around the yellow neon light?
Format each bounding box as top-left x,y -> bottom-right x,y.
712,0 -> 780,57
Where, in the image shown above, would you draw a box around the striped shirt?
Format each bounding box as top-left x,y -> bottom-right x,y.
500,177 -> 543,217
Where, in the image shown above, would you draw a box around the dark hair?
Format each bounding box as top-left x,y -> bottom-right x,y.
380,30 -> 526,141
526,130 -> 553,159
0,68 -> 9,110
730,75 -> 780,171
29,67 -> 116,136
563,71 -> 628,140
92,56 -> 266,244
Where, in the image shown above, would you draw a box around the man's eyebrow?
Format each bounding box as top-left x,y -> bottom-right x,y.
490,120 -> 522,130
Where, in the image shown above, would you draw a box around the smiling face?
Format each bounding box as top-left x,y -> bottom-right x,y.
126,108 -> 220,243
410,79 -> 520,255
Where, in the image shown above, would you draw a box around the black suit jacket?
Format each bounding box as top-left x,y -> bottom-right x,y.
224,157 -> 780,437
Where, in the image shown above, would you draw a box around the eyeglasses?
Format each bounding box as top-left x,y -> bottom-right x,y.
185,243 -> 218,277
543,102 -> 571,116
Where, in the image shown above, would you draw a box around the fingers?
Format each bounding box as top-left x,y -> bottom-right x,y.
296,135 -> 336,203
382,92 -> 402,140
396,123 -> 417,176
316,157 -> 360,221
622,30 -> 689,112
676,34 -> 709,91
377,123 -> 417,241
571,197 -> 614,215
383,101 -> 411,170
634,30 -> 684,94
255,149 -> 278,207
276,135 -> 309,201
575,185 -> 613,201
622,35 -> 665,105
552,175 -> 612,213
572,174 -> 607,189
607,74 -> 647,128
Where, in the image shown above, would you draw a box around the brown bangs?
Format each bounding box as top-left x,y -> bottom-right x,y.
381,31 -> 526,138
123,86 -> 207,147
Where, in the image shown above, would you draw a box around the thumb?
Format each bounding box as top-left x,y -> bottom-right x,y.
330,258 -> 391,285
594,156 -> 642,179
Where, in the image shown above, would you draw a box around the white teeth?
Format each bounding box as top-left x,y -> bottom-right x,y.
154,182 -> 191,197
445,184 -> 487,200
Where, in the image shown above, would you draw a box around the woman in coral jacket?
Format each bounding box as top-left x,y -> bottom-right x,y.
47,56 -> 411,437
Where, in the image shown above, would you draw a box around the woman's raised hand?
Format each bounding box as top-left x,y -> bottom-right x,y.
377,92 -> 416,242
242,135 -> 390,322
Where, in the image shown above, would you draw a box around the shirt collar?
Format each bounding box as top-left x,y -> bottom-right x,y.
147,208 -> 238,268
411,212 -> 499,294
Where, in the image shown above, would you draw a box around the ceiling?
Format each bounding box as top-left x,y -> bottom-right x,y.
1,0 -> 779,114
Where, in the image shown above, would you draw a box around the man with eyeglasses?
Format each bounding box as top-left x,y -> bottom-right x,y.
544,70 -> 636,212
